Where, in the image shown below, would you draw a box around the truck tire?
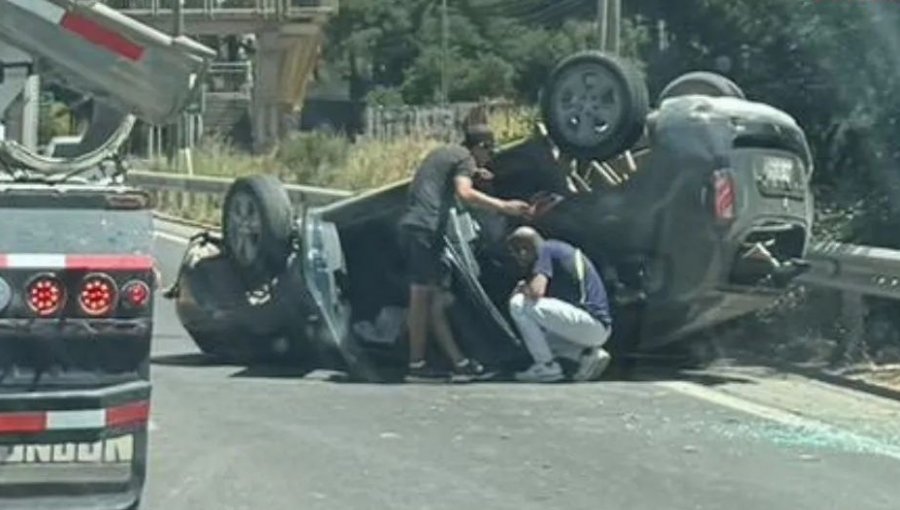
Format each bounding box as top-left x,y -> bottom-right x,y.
540,51 -> 649,162
657,71 -> 745,104
222,175 -> 293,286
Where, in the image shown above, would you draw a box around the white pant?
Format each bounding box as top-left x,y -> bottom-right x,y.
509,293 -> 612,364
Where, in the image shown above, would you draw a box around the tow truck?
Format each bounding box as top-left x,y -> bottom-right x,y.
0,1 -> 214,508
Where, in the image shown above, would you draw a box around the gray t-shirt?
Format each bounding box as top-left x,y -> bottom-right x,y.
399,145 -> 476,234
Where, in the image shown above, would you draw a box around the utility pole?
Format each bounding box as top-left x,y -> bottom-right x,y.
596,0 -> 621,55
441,0 -> 448,106
596,0 -> 608,52
171,0 -> 192,173
608,0 -> 621,56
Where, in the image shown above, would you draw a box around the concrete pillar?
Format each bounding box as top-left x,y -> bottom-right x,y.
251,25 -> 322,152
252,30 -> 283,153
20,74 -> 40,150
0,43 -> 33,143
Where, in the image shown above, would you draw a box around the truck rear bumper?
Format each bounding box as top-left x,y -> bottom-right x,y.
0,491 -> 140,510
0,380 -> 150,510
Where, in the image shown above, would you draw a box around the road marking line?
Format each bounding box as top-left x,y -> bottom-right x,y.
153,231 -> 189,245
657,380 -> 900,461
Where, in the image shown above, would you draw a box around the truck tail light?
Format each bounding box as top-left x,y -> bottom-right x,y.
79,274 -> 118,316
26,274 -> 66,317
712,169 -> 736,222
121,280 -> 151,309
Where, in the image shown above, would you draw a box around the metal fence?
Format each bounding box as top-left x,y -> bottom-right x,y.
362,102 -> 530,142
109,0 -> 330,17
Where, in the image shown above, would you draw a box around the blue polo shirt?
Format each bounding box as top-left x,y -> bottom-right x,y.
533,240 -> 612,327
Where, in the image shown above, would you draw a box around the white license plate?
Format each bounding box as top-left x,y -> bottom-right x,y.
760,156 -> 795,187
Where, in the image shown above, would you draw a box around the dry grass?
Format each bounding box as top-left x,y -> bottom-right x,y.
149,107 -> 536,221
153,106 -> 536,190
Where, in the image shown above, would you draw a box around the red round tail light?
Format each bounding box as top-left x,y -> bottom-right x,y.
79,274 -> 117,317
122,280 -> 151,309
26,274 -> 66,317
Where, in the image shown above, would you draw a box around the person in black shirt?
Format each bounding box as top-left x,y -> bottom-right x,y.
399,124 -> 531,382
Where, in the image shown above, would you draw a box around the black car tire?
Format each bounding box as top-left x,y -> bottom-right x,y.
657,71 -> 745,104
188,330 -> 229,361
222,175 -> 293,286
540,51 -> 649,162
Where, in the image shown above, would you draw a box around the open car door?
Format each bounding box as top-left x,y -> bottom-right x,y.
301,201 -> 525,381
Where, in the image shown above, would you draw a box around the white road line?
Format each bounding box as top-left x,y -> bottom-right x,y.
657,380 -> 900,461
153,231 -> 189,245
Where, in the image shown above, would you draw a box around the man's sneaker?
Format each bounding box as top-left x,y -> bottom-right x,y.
572,348 -> 612,382
405,362 -> 448,383
515,361 -> 564,383
451,358 -> 496,383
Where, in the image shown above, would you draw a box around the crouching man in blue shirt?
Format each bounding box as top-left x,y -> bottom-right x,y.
507,226 -> 613,383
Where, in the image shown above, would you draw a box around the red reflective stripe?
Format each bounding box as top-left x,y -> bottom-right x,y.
106,401 -> 150,428
0,412 -> 47,434
66,255 -> 155,271
60,13 -> 145,62
0,255 -> 7,269
714,173 -> 735,220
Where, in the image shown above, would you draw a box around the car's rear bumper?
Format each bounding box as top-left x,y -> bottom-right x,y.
0,381 -> 150,510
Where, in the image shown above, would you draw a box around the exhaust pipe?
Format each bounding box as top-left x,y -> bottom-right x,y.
741,241 -> 780,269
739,241 -> 811,287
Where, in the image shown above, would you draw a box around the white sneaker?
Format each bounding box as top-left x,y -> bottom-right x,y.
515,361 -> 564,383
573,348 -> 612,382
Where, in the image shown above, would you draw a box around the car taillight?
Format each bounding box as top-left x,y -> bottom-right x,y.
26,274 -> 66,317
121,280 -> 151,309
712,169 -> 736,222
79,274 -> 118,316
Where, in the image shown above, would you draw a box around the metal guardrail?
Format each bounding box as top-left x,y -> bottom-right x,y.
801,241 -> 900,301
127,170 -> 351,223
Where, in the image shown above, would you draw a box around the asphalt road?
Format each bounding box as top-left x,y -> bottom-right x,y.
144,223 -> 900,510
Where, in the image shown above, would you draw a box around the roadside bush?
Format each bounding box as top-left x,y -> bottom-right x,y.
156,105 -> 537,191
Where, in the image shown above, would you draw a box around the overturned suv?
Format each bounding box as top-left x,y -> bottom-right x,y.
167,51 -> 815,381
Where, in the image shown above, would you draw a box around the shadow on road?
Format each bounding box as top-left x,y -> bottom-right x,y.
230,365 -> 316,379
151,352 -> 228,367
149,351 -> 762,388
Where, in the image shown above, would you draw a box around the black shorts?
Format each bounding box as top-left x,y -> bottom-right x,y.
399,226 -> 448,286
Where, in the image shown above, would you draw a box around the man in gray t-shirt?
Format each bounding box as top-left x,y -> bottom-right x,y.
398,124 -> 531,383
